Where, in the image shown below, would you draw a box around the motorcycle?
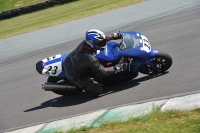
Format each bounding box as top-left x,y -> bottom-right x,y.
36,31 -> 172,96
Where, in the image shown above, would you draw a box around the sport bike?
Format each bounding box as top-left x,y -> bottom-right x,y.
36,31 -> 172,96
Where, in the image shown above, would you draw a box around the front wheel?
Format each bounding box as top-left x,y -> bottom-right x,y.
139,52 -> 172,75
47,76 -> 82,96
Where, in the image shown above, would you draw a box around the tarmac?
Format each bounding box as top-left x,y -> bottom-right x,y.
2,0 -> 200,132
5,93 -> 200,133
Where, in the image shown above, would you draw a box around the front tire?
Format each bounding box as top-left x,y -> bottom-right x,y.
47,76 -> 82,96
139,52 -> 172,75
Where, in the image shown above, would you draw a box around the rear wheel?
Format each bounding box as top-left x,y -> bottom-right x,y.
47,76 -> 82,96
139,52 -> 172,75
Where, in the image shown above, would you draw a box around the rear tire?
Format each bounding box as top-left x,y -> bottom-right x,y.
139,52 -> 172,75
47,76 -> 82,96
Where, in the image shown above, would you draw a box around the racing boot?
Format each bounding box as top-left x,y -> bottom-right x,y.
84,83 -> 103,97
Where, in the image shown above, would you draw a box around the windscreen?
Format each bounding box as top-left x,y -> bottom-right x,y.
120,34 -> 141,50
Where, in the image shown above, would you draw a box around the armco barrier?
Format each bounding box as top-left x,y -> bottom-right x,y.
0,0 -> 76,21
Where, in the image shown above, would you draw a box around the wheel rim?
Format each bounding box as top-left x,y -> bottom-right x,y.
141,57 -> 169,75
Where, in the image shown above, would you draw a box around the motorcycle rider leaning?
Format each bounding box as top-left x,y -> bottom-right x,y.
64,29 -> 128,97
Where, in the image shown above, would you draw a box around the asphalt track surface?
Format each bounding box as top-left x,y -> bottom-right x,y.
1,6 -> 200,133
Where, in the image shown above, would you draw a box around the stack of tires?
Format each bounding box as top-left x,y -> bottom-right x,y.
0,0 -> 75,20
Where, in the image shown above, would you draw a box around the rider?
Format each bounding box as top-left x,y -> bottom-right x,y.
63,29 -> 128,97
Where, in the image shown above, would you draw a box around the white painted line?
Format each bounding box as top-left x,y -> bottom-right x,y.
4,124 -> 45,133
38,110 -> 107,133
92,99 -> 167,127
161,93 -> 200,111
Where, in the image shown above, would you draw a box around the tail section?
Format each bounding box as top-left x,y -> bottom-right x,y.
36,54 -> 68,78
36,60 -> 44,74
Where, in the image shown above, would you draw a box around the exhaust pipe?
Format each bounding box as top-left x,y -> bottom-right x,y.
42,82 -> 76,91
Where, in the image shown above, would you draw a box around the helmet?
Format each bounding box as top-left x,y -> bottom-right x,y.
85,29 -> 106,50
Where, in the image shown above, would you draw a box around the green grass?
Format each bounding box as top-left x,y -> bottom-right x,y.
0,0 -> 144,39
59,108 -> 200,133
0,0 -> 46,12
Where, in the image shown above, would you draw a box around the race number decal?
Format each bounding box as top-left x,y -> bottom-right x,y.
141,35 -> 151,53
42,54 -> 62,76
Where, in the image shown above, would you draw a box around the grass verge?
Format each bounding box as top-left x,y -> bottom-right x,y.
0,0 -> 144,39
0,0 -> 46,12
58,108 -> 200,133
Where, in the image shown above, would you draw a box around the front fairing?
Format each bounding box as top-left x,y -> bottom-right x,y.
119,31 -> 152,61
119,46 -> 150,61
96,31 -> 154,62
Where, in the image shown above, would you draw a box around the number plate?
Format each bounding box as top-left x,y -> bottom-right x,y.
42,54 -> 62,76
141,35 -> 151,53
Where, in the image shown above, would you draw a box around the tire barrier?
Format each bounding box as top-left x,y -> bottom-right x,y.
0,0 -> 76,21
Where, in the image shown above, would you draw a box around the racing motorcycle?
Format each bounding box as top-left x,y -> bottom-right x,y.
36,31 -> 172,96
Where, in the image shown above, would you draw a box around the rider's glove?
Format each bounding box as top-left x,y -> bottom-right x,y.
114,63 -> 128,74
110,33 -> 122,40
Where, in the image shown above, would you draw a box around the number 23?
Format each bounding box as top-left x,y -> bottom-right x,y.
45,66 -> 58,75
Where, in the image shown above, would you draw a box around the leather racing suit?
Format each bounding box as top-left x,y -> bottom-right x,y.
63,36 -> 120,96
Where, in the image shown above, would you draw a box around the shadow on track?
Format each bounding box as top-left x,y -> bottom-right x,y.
24,94 -> 95,112
24,72 -> 168,112
102,72 -> 168,96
